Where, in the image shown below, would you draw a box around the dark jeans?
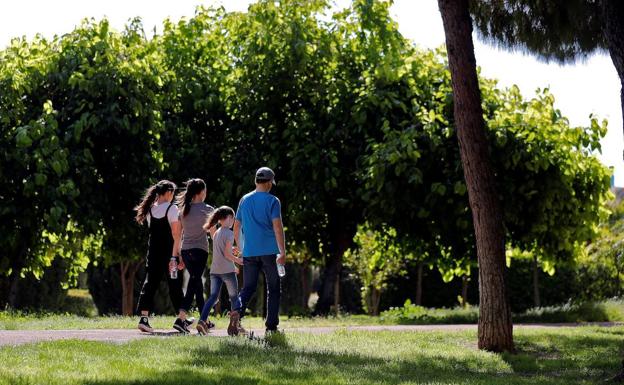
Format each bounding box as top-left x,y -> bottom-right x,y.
199,273 -> 241,321
137,252 -> 183,314
239,255 -> 281,330
180,248 -> 208,312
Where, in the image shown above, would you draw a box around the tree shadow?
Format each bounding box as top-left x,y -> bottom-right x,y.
502,332 -> 620,379
65,329 -> 623,385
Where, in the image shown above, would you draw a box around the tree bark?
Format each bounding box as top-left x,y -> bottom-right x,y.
532,255 -> 541,308
416,262 -> 424,306
438,0 -> 514,352
602,0 -> 624,160
461,274 -> 469,308
7,244 -> 29,308
120,261 -> 141,316
315,234 -> 350,315
301,261 -> 311,309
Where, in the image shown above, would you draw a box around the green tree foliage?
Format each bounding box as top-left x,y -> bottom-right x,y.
362,49 -> 611,282
0,0 -> 613,317
582,199 -> 624,298
344,223 -> 413,315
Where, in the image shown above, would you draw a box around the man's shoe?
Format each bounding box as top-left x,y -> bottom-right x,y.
196,320 -> 212,335
138,316 -> 153,333
228,311 -> 241,336
173,318 -> 191,334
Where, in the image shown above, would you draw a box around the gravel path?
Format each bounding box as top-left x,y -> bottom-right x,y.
0,322 -> 620,347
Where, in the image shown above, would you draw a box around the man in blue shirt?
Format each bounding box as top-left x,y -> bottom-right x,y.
234,167 -> 286,333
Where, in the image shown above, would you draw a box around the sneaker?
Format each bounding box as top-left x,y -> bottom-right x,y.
184,317 -> 196,328
138,316 -> 153,333
173,318 -> 191,334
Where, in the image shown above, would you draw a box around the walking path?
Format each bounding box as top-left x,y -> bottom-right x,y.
0,322 -> 621,346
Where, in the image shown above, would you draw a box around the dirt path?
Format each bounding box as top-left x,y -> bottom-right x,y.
0,323 -> 620,347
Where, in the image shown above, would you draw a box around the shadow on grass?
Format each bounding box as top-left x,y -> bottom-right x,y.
503,332 -> 621,379
79,333 -> 620,385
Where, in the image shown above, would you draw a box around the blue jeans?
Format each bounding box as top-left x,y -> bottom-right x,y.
199,273 -> 241,322
239,255 -> 281,330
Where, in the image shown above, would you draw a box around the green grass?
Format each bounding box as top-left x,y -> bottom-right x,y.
0,327 -> 622,384
2,298 -> 622,331
0,311 -> 391,330
380,299 -> 624,325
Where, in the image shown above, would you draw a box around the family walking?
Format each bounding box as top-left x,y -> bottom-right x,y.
133,167 -> 286,336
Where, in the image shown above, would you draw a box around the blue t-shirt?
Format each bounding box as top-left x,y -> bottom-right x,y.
236,191 -> 281,257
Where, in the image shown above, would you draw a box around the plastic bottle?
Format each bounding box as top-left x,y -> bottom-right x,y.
276,254 -> 286,278
169,256 -> 178,279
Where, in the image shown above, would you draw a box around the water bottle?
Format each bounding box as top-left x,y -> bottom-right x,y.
276,254 -> 286,278
169,256 -> 178,279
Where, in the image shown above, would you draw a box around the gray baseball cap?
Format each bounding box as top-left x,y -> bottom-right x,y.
255,167 -> 276,185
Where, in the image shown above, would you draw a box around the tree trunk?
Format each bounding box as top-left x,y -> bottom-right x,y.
7,271 -> 21,309
301,261 -> 311,309
532,255 -> 541,308
461,275 -> 469,308
333,264 -> 341,314
415,262 -> 424,306
438,0 -> 514,352
315,234 -> 350,315
615,251 -> 622,298
7,244 -> 29,308
602,0 -> 624,160
369,287 -> 382,316
120,261 -> 141,316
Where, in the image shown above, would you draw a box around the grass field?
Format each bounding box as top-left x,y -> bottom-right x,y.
0,326 -> 622,385
2,298 -> 623,331
0,312 -> 393,330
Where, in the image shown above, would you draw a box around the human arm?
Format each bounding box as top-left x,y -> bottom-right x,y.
224,239 -> 243,265
272,217 -> 286,265
170,221 -> 185,270
233,219 -> 242,255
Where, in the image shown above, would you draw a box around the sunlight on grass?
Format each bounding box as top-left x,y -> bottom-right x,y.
0,327 -> 621,384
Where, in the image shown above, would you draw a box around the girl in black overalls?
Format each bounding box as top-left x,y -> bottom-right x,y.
134,180 -> 185,332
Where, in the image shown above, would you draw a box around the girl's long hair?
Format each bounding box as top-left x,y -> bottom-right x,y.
204,206 -> 235,231
134,180 -> 177,224
176,178 -> 206,217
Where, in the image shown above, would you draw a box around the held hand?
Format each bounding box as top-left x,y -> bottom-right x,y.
234,257 -> 244,265
276,254 -> 286,265
232,246 -> 241,256
177,258 -> 186,271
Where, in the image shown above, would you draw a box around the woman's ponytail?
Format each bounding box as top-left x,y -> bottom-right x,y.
176,178 -> 206,217
135,180 -> 176,224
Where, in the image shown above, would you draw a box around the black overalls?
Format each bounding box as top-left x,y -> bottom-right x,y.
136,203 -> 183,314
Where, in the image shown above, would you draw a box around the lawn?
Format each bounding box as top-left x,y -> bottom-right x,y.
0,326 -> 622,384
0,312 -> 390,331
2,298 -> 623,331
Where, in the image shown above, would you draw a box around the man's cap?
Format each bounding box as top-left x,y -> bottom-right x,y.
255,167 -> 276,185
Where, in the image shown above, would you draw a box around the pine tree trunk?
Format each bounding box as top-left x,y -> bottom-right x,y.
602,0 -> 624,160
532,255 -> 541,308
438,0 -> 514,352
416,262 -> 424,306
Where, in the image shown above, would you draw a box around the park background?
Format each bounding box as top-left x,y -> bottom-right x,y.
0,0 -> 623,330
2,0 -> 624,384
